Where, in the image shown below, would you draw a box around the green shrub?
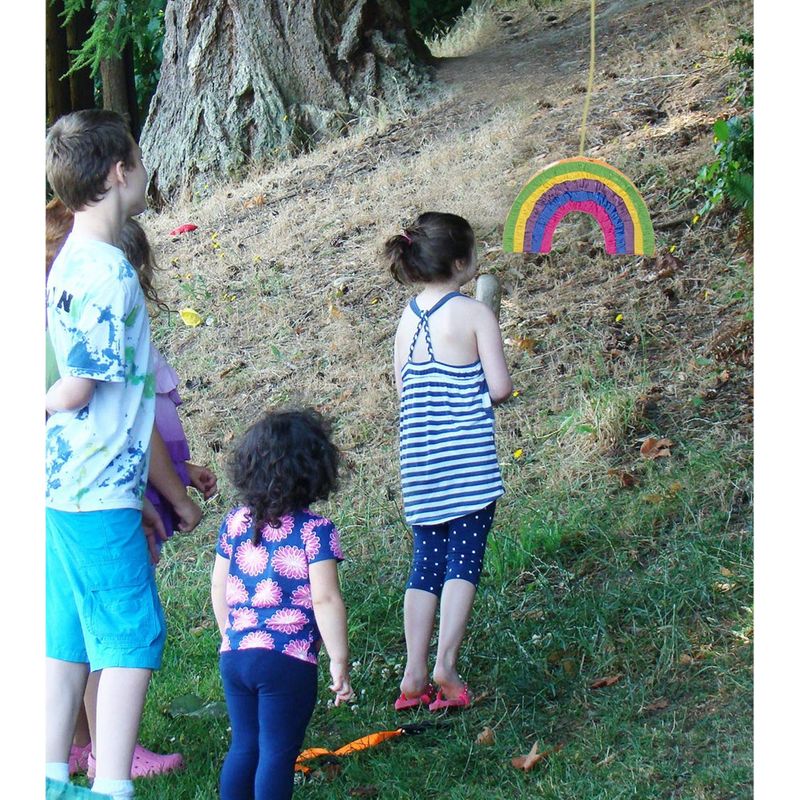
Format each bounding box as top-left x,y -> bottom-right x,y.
695,32 -> 753,219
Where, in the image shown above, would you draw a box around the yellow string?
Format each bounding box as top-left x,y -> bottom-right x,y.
578,0 -> 596,157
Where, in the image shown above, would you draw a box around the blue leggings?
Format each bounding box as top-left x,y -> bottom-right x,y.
219,649 -> 317,800
406,502 -> 496,596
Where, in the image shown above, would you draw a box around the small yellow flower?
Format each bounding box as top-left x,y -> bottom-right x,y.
512,390 -> 520,398
692,214 -> 700,225
615,313 -> 624,323
669,244 -> 676,253
253,255 -> 262,263
513,448 -> 524,460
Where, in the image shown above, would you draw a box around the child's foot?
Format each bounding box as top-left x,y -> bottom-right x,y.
87,744 -> 185,779
68,742 -> 92,775
432,664 -> 467,701
428,684 -> 471,711
395,670 -> 436,710
395,681 -> 436,710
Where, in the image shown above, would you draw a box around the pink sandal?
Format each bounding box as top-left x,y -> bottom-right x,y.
87,744 -> 185,779
68,742 -> 91,775
428,685 -> 472,711
394,682 -> 436,711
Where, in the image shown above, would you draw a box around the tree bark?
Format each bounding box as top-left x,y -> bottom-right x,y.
140,0 -> 434,206
100,41 -> 140,136
46,0 -> 72,125
65,3 -> 96,111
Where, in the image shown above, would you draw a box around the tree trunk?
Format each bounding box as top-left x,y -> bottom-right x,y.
46,0 -> 72,125
140,0 -> 434,206
100,40 -> 140,136
65,3 -> 96,111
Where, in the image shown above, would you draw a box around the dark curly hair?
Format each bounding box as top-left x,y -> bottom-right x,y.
228,409 -> 340,545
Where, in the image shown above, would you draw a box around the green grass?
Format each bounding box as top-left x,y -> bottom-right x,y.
69,424 -> 750,800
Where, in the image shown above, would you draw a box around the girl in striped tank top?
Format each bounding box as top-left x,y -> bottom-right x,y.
385,212 -> 512,711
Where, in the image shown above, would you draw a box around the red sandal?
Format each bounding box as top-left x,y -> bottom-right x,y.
428,685 -> 472,711
394,682 -> 436,711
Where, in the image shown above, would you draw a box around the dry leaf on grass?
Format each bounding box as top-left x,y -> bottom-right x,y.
243,194 -> 266,208
511,741 -> 564,772
476,726 -> 496,746
679,653 -> 694,666
639,437 -> 672,459
608,468 -> 639,487
643,697 -> 669,713
349,787 -> 379,798
589,674 -> 623,689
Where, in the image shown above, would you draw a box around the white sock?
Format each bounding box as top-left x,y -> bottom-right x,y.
45,762 -> 69,782
91,777 -> 135,799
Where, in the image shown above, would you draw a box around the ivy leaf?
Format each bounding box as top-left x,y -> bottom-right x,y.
167,694 -> 227,719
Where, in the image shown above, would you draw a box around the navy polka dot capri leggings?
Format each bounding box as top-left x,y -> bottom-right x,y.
406,502 -> 496,596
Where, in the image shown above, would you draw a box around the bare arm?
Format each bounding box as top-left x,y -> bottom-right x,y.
309,559 -> 353,705
45,375 -> 96,415
148,425 -> 203,532
393,329 -> 404,399
211,555 -> 230,637
474,304 -> 513,404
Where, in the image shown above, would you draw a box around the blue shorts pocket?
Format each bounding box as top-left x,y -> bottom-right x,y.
85,570 -> 161,648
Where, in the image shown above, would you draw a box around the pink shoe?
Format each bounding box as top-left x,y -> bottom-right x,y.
394,682 -> 436,711
428,684 -> 472,712
68,742 -> 91,775
87,744 -> 185,779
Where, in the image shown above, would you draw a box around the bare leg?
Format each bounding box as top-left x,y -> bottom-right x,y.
46,658 -> 89,763
400,588 -> 438,697
432,578 -> 476,698
93,667 -> 151,781
80,670 -> 101,749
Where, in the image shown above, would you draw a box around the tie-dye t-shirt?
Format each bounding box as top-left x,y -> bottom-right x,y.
45,233 -> 155,511
216,507 -> 345,665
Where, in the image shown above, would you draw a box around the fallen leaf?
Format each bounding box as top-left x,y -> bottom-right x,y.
720,566 -> 733,577
511,337 -> 536,353
349,788 -> 379,798
243,194 -> 266,208
589,674 -> 623,690
476,726 -> 496,746
639,437 -> 672,459
511,741 -> 543,771
668,481 -> 683,495
169,223 -> 198,236
679,653 -> 694,666
643,697 -> 669,713
511,741 -> 564,772
608,468 -> 639,487
179,308 -> 204,327
329,303 -> 343,319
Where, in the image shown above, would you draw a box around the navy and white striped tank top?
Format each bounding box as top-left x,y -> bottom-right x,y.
399,292 -> 504,526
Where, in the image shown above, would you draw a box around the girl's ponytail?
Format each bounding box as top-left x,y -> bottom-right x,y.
384,213 -> 474,286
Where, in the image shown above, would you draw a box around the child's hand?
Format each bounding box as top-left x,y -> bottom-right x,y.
329,660 -> 354,706
174,495 -> 203,532
142,497 -> 167,564
187,462 -> 218,499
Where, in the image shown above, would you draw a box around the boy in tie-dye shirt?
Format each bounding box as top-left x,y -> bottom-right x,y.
45,110 -> 165,800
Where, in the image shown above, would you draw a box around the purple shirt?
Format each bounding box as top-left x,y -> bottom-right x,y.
216,507 -> 344,665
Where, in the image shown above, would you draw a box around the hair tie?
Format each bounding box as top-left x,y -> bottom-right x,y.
400,231 -> 413,244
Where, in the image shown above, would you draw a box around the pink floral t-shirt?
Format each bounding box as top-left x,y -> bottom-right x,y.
216,507 -> 344,665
